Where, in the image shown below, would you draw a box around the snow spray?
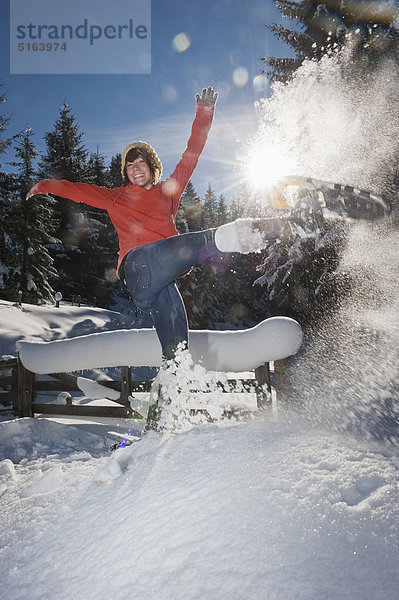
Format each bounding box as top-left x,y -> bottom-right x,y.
249,46 -> 399,443
150,344 -> 261,435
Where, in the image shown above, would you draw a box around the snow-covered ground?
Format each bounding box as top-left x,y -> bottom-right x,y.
0,298 -> 398,599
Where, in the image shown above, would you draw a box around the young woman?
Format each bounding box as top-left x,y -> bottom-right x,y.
28,87 -> 287,361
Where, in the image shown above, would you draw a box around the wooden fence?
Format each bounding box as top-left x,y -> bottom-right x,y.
0,356 -> 295,421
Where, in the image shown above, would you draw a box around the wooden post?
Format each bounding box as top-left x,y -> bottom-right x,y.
120,366 -> 132,408
17,355 -> 34,417
0,358 -> 18,409
274,357 -> 294,405
254,362 -> 271,409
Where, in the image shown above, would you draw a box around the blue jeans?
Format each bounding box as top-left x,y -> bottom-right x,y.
122,229 -> 219,359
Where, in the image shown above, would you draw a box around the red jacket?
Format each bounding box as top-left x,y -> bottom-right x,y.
29,101 -> 214,275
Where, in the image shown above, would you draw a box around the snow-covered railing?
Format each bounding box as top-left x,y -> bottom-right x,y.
16,317 -> 303,419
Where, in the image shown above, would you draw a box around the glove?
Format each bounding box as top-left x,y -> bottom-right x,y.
195,86 -> 218,105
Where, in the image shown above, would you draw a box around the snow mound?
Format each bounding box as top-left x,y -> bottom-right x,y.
0,299 -> 125,357
0,417 -> 109,464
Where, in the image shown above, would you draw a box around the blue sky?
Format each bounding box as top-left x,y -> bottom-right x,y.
1,0 -> 293,198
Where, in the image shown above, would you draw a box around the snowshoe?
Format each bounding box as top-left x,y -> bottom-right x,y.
269,175 -> 391,221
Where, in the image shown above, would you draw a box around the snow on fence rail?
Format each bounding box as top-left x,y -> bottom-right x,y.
18,317 -> 303,374
13,317 -> 303,419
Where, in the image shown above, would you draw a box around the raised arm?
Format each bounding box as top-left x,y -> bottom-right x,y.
164,86 -> 218,214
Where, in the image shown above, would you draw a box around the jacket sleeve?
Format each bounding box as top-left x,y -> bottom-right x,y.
162,101 -> 215,215
27,179 -> 119,210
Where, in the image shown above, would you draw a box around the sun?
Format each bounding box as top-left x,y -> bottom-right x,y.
245,144 -> 293,192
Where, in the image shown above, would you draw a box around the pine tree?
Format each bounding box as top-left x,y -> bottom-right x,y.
0,174 -> 16,299
75,208 -> 118,306
87,147 -> 109,186
181,180 -> 202,231
38,102 -> 102,304
39,102 -> 89,244
239,184 -> 264,218
261,0 -> 399,82
8,128 -> 58,303
256,190 -> 349,326
175,206 -> 189,234
108,153 -> 123,188
0,83 -> 15,299
80,147 -> 120,305
229,195 -> 245,220
39,102 -> 88,181
175,180 -> 190,233
201,184 -> 218,229
0,83 -> 11,164
216,194 -> 229,225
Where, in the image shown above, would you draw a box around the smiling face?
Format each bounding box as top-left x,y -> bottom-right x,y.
125,156 -> 153,189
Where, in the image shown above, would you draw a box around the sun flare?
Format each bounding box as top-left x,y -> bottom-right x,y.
245,145 -> 293,191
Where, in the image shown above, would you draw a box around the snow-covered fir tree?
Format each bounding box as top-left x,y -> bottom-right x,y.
216,194 -> 229,225
38,102 -> 89,243
201,184 -> 218,229
181,180 -> 201,231
0,83 -> 11,165
261,0 -> 399,82
0,173 -> 14,296
86,147 -> 119,265
39,102 -> 88,183
38,103 -> 116,305
108,153 -> 123,188
76,148 -> 119,306
0,84 -> 15,299
8,127 -> 58,304
237,184 -> 268,219
256,189 -> 349,327
87,148 -> 109,186
175,181 -> 190,233
229,194 -> 245,220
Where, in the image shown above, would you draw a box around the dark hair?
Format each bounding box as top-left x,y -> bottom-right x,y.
123,147 -> 157,183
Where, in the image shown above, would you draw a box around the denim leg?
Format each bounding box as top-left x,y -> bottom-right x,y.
123,229 -> 218,307
151,283 -> 189,359
123,229 -> 219,359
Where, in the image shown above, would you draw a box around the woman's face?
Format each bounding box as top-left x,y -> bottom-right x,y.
126,156 -> 153,189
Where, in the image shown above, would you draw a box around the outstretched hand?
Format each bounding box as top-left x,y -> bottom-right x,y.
195,86 -> 218,105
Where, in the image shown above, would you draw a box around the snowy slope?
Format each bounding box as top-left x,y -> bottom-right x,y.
0,415 -> 398,600
0,300 -> 398,600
